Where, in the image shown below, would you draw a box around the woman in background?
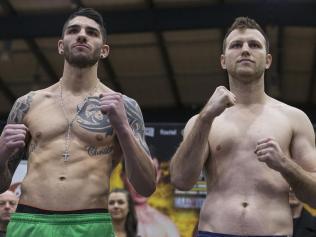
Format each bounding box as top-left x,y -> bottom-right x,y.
108,189 -> 138,237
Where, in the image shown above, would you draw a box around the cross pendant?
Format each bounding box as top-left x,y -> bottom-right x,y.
62,152 -> 70,161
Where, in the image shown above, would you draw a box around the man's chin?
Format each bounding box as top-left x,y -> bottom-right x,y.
235,70 -> 263,81
1,216 -> 10,222
65,55 -> 98,68
236,68 -> 256,76
70,60 -> 97,68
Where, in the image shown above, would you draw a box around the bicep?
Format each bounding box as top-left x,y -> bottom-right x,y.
5,93 -> 34,173
183,115 -> 198,138
124,97 -> 150,155
291,112 -> 316,173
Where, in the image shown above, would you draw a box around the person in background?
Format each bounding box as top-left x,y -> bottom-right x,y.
108,189 -> 138,237
289,189 -> 316,237
121,162 -> 180,237
0,191 -> 18,237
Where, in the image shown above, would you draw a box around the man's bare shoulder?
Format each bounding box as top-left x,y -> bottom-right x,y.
98,81 -> 115,94
7,83 -> 59,124
268,97 -> 310,124
26,84 -> 59,108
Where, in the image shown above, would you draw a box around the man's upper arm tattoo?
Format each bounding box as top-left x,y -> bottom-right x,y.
123,96 -> 150,155
8,92 -> 35,124
6,92 -> 34,172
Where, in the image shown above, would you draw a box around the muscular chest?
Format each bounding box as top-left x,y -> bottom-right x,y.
207,107 -> 292,191
25,96 -> 115,146
209,107 -> 292,154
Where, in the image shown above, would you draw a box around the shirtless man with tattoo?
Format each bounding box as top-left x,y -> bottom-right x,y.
0,8 -> 156,237
170,17 -> 316,237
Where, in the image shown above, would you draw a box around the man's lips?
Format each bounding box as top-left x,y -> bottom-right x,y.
2,213 -> 10,218
72,44 -> 90,49
238,59 -> 255,63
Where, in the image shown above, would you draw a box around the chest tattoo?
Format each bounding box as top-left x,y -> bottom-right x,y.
86,145 -> 114,157
77,97 -> 113,136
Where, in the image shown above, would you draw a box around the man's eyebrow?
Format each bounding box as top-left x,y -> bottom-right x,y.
66,24 -> 100,33
86,26 -> 100,33
66,24 -> 80,30
229,40 -> 242,44
248,39 -> 262,44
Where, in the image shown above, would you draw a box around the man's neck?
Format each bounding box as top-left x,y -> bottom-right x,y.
0,222 -> 7,232
61,62 -> 99,94
229,75 -> 267,105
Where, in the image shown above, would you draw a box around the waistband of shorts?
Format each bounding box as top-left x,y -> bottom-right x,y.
16,204 -> 108,214
197,231 -> 290,237
11,212 -> 112,225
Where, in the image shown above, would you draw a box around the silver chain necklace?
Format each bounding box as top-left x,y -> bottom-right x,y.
59,78 -> 99,161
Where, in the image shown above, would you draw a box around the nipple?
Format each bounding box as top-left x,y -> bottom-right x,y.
96,134 -> 103,141
216,145 -> 221,151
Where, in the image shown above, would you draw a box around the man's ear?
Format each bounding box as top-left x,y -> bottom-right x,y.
265,53 -> 272,69
100,44 -> 110,59
58,40 -> 64,55
221,54 -> 227,69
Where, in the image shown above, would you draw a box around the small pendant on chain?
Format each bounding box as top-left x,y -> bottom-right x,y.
62,152 -> 70,161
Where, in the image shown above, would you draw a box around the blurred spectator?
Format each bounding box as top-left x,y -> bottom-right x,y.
123,170 -> 180,237
289,190 -> 316,237
109,189 -> 138,237
0,191 -> 18,237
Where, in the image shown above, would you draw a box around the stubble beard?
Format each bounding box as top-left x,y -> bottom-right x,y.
230,64 -> 265,83
64,46 -> 101,68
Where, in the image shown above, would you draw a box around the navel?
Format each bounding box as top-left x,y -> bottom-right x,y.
59,176 -> 66,181
242,202 -> 248,208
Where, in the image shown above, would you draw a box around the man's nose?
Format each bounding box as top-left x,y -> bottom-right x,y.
241,43 -> 250,51
241,43 -> 250,56
77,30 -> 87,43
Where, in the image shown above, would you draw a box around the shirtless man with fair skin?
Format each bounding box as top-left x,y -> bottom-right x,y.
170,17 -> 316,237
0,8 -> 156,237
